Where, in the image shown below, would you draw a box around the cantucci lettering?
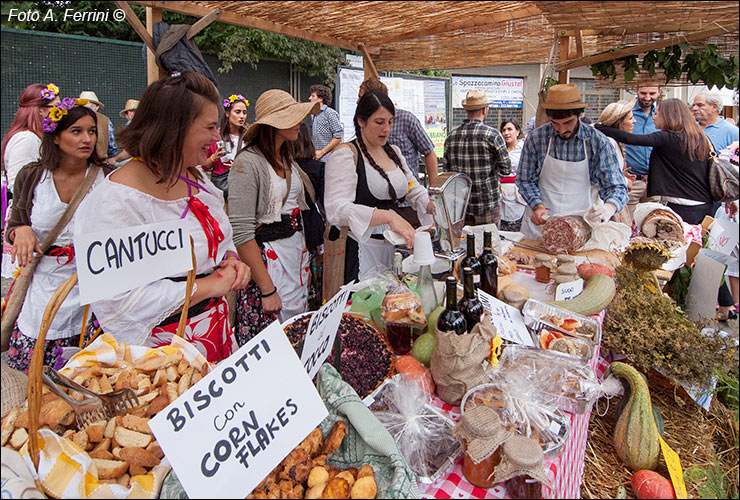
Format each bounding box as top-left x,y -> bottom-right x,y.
86,228 -> 184,274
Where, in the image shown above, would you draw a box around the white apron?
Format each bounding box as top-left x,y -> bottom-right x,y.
264,166 -> 310,322
521,137 -> 592,240
354,234 -> 394,282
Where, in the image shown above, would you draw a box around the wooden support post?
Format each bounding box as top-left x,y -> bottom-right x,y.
145,6 -> 166,85
574,30 -> 584,59
358,43 -> 379,81
187,9 -> 221,39
557,35 -> 571,84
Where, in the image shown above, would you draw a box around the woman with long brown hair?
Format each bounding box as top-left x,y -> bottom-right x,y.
203,93 -> 248,199
228,89 -> 320,342
596,98 -> 713,225
74,72 -> 250,362
5,100 -> 108,372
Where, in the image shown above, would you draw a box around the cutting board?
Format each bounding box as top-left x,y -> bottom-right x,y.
505,238 -> 622,271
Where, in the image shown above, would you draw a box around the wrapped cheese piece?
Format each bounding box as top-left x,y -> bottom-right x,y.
542,216 -> 592,254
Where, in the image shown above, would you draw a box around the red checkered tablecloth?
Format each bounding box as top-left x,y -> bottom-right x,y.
419,352 -> 609,499
418,268 -> 611,499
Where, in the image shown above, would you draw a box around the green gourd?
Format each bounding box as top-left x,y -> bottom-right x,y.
615,372 -> 665,437
610,362 -> 661,471
548,273 -> 616,316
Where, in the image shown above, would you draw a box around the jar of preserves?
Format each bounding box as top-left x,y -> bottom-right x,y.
454,405 -> 511,489
493,435 -> 552,499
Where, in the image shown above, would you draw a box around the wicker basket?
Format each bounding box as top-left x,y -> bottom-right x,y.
26,264 -> 196,497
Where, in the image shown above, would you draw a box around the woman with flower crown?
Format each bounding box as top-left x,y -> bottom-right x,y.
202,93 -> 249,201
5,99 -> 110,372
2,83 -> 61,279
74,72 -> 250,362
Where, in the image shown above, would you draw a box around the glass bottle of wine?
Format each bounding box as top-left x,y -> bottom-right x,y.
461,234 -> 481,289
458,267 -> 484,332
479,231 -> 499,297
437,276 -> 467,335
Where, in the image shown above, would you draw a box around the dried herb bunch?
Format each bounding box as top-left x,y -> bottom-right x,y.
603,266 -> 738,386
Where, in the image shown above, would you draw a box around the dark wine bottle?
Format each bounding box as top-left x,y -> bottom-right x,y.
479,231 -> 499,297
458,267 -> 484,332
461,234 -> 481,289
437,276 -> 467,335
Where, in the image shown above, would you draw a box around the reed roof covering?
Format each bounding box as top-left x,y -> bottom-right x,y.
132,1 -> 739,72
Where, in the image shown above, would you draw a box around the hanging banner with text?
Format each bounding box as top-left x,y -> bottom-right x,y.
452,76 -> 524,109
337,67 -> 448,159
148,321 -> 329,499
74,220 -> 192,305
301,285 -> 352,379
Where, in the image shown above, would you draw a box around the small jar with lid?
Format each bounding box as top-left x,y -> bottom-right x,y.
454,405 -> 512,489
493,435 -> 553,499
534,255 -> 552,283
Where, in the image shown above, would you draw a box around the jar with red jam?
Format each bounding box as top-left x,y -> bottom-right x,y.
454,405 -> 512,489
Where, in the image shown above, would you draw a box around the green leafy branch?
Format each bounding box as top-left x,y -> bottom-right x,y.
590,43 -> 739,89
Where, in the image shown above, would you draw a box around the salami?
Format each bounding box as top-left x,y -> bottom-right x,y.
542,215 -> 592,254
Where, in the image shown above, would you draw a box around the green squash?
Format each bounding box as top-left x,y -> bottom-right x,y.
610,362 -> 661,471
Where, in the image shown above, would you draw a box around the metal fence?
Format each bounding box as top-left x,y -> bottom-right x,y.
1,27 -> 324,135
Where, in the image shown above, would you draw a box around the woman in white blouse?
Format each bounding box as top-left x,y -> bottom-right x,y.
74,72 -> 250,362
499,118 -> 527,231
2,83 -> 60,278
5,102 -> 106,372
228,90 -> 321,340
324,91 -> 434,282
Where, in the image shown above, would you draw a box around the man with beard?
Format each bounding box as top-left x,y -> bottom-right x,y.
623,85 -> 662,224
517,84 -> 627,239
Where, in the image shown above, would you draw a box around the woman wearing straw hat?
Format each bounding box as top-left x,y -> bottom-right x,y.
228,89 -> 320,341
324,90 -> 435,283
598,100 -> 638,223
74,72 -> 250,362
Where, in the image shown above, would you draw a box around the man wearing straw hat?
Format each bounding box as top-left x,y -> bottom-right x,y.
109,99 -> 139,166
517,84 -> 628,239
79,90 -> 118,164
444,89 -> 512,227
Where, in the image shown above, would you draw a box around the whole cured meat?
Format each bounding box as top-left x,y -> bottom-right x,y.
542,216 -> 592,254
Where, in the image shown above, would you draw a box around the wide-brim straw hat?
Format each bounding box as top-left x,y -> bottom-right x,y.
543,84 -> 588,110
119,99 -> 139,118
79,91 -> 104,110
462,89 -> 492,110
243,89 -> 320,143
598,100 -> 634,127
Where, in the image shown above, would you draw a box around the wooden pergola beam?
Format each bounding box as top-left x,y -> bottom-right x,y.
358,43 -> 379,81
130,0 -> 378,53
366,4 -> 542,46
561,22 -> 739,36
114,1 -> 155,50
186,8 -> 221,39
555,22 -> 739,71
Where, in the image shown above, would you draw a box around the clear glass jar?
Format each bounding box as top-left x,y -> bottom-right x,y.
505,475 -> 543,499
462,441 -> 502,489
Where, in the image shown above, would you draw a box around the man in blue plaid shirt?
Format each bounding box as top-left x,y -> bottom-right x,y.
444,89 -> 511,226
516,84 -> 628,239
309,84 -> 344,163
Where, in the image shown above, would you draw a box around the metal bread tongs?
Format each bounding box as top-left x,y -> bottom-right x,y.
41,366 -> 140,429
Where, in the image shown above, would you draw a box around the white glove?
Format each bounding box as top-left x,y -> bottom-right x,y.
585,203 -> 616,225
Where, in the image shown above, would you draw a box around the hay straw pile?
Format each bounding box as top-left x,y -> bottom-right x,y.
583,376 -> 738,498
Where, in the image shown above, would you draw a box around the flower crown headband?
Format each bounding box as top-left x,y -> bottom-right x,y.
41,82 -> 59,101
224,94 -> 249,108
42,97 -> 90,133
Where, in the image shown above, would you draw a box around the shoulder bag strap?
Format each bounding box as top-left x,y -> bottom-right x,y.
1,165 -> 101,343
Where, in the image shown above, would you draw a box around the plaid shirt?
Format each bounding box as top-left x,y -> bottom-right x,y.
389,108 -> 434,179
516,121 -> 628,211
311,104 -> 343,163
444,119 -> 511,216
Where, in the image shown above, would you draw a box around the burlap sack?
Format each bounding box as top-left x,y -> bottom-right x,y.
430,320 -> 497,406
1,352 -> 28,418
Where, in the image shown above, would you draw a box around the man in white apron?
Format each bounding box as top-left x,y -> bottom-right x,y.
516,84 -> 628,240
